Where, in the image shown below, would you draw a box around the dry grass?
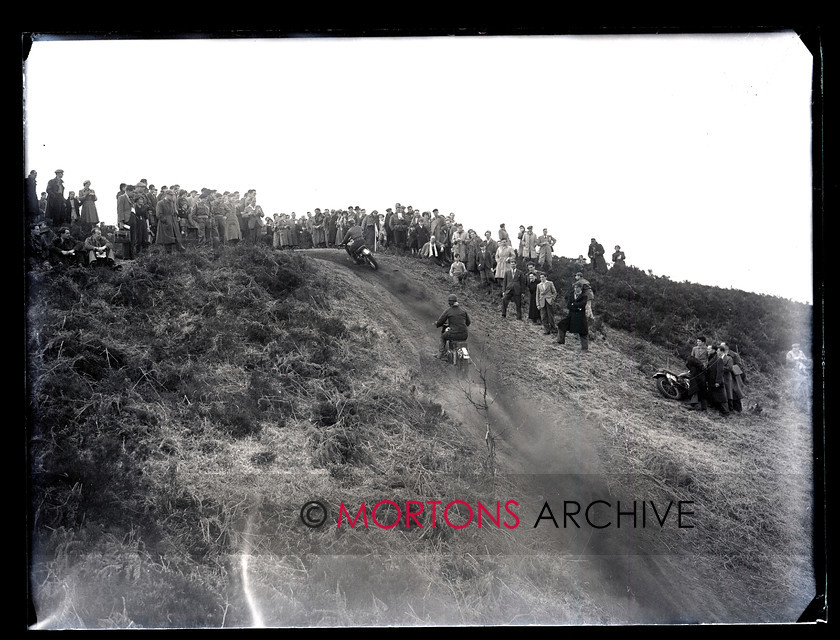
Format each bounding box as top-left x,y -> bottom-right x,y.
26,246 -> 816,627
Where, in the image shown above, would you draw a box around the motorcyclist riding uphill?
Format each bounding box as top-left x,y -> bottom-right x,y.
340,223 -> 366,259
434,294 -> 470,361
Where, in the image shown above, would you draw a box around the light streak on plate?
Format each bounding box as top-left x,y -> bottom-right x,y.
240,517 -> 265,628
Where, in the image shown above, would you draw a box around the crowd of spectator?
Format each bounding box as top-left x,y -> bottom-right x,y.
26,169 -> 808,409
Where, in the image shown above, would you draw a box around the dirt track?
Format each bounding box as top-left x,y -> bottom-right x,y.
304,249 -> 750,624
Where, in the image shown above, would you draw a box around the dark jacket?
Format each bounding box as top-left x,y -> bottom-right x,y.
435,304 -> 471,341
342,225 -> 364,244
566,291 -> 589,335
503,269 -> 528,296
706,354 -> 727,404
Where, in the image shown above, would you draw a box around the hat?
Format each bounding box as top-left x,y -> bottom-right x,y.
448,294 -> 458,303
792,343 -> 800,348
55,169 -> 64,174
527,225 -> 533,230
575,271 -> 583,277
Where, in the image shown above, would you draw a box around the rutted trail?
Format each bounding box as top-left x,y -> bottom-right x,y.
306,250 -> 735,623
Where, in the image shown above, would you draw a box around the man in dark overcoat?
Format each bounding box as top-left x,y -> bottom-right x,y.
557,283 -> 590,350
45,169 -> 67,225
705,346 -> 730,415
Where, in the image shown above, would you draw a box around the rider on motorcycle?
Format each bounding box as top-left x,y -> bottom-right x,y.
340,224 -> 366,260
434,294 -> 471,361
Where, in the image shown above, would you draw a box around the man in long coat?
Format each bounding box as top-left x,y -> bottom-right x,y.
721,342 -> 745,412
588,238 -> 608,274
45,169 -> 67,225
519,225 -> 538,261
557,283 -> 589,350
155,190 -> 186,253
536,229 -> 556,272
450,224 -> 468,262
25,170 -> 39,222
526,262 -> 541,323
117,185 -> 135,230
479,231 -> 498,291
705,346 -> 730,415
494,239 -> 516,287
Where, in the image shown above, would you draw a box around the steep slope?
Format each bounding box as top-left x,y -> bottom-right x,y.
304,250 -> 814,624
26,245 -> 815,627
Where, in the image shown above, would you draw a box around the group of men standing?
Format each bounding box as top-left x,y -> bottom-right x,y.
684,337 -> 747,415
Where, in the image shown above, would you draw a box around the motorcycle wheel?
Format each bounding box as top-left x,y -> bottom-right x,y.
365,254 -> 379,270
656,376 -> 682,400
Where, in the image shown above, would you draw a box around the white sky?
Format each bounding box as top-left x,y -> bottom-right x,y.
23,33 -> 815,303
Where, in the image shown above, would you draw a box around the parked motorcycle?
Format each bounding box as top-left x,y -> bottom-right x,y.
652,368 -> 692,400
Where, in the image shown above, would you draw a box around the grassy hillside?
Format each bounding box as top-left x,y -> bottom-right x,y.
25,244 -> 816,627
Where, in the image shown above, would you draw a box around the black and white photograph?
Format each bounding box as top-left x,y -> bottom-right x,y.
23,28 -> 824,628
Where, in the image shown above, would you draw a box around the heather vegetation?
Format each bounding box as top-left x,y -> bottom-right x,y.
26,244 -> 816,627
543,257 -> 812,375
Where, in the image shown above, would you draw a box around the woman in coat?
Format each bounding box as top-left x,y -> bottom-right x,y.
79,181 -> 99,224
277,215 -> 293,248
224,196 -> 242,245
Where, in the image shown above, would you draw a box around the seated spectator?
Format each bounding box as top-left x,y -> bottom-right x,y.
420,239 -> 446,265
84,226 -> 118,269
27,222 -> 51,270
449,256 -> 468,286
786,343 -> 811,374
50,226 -> 83,266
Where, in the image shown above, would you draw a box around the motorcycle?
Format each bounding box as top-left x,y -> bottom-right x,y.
652,368 -> 692,401
339,240 -> 379,271
443,326 -> 470,370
